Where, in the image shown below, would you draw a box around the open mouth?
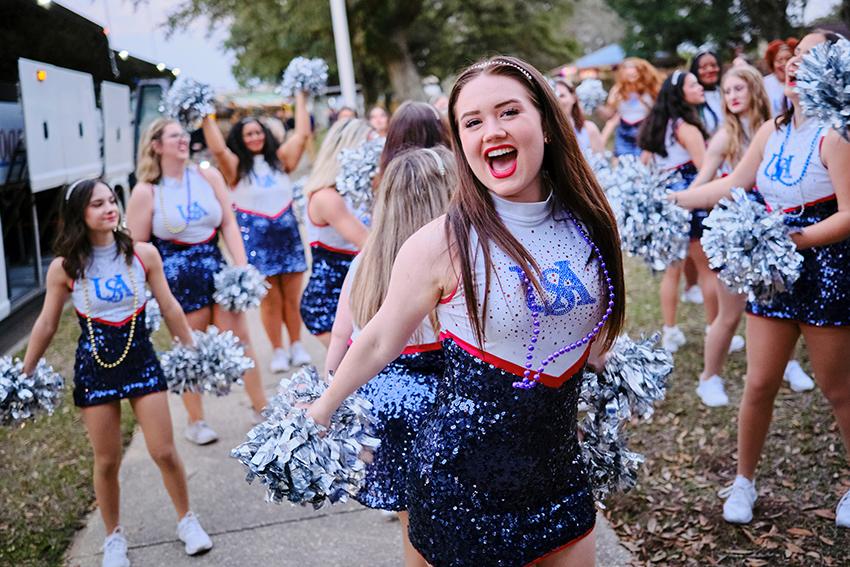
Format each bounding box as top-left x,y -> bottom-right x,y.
485,144 -> 518,179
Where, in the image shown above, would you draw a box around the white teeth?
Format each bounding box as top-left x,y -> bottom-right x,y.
486,147 -> 515,158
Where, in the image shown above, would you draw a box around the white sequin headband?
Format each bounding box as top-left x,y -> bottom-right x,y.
472,59 -> 533,83
421,148 -> 446,177
671,70 -> 684,86
65,178 -> 91,201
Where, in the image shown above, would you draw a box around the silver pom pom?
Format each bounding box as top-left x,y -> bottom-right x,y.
575,79 -> 608,113
0,356 -> 64,426
612,156 -> 691,271
213,265 -> 270,312
700,187 -> 803,302
796,37 -> 850,140
161,326 -> 254,396
579,333 -> 672,502
232,366 -> 380,508
280,57 -> 329,97
144,292 -> 162,333
291,175 -> 309,223
335,137 -> 385,212
159,77 -> 215,131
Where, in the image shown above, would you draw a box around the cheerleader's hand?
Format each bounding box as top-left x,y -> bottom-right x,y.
305,400 -> 332,429
667,189 -> 698,210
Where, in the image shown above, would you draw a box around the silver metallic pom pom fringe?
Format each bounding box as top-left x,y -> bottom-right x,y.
232,366 -> 380,509
213,265 -> 270,312
280,57 -> 329,97
336,137 -> 385,212
700,187 -> 803,302
144,292 -> 162,333
161,326 -> 253,396
291,175 -> 309,223
0,356 -> 64,426
575,79 -> 608,113
159,77 -> 215,131
796,37 -> 850,140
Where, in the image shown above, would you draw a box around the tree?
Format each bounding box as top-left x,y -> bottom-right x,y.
164,0 -> 579,103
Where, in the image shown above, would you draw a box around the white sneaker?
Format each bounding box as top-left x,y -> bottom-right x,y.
784,360 -> 815,392
681,285 -> 704,304
102,527 -> 130,567
269,348 -> 291,373
721,475 -> 757,524
696,375 -> 729,407
662,326 -> 686,353
177,511 -> 213,555
289,341 -> 311,367
184,421 -> 218,445
837,488 -> 850,528
728,335 -> 746,353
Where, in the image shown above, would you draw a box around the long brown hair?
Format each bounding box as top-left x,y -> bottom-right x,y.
378,101 -> 450,172
446,55 -> 625,350
350,147 -> 456,342
54,179 -> 135,279
720,66 -> 771,166
608,57 -> 663,107
554,79 -> 585,130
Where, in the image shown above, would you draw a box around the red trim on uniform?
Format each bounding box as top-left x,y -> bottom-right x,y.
439,330 -> 590,388
133,252 -> 148,274
439,283 -> 458,304
310,241 -> 359,255
75,303 -> 146,327
234,201 -> 292,219
620,116 -> 645,126
764,193 -> 836,214
171,228 -> 218,246
523,526 -> 595,567
665,159 -> 694,172
401,342 -> 442,355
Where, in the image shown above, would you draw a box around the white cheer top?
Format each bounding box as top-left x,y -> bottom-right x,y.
756,118 -> 831,211
232,155 -> 293,218
437,192 -> 605,385
152,167 -> 223,244
653,119 -> 694,171
305,191 -> 363,255
763,74 -> 788,118
72,243 -> 147,325
618,93 -> 653,125
701,90 -> 724,135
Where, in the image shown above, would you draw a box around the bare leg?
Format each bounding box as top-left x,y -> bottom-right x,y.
737,316 -> 799,478
280,272 -> 306,344
689,241 -> 718,324
397,511 -> 428,567
660,263 -> 683,328
81,401 -> 123,533
181,307 -> 213,423
214,305 -> 268,412
537,528 -> 596,567
259,276 -> 284,350
130,392 -> 190,519
683,255 -> 698,288
701,282 -> 747,379
315,332 -> 331,348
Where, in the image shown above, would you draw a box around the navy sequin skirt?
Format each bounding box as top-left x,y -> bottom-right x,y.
73,308 -> 167,407
614,119 -> 642,157
668,162 -> 707,240
299,245 -> 355,335
236,207 -> 307,277
747,198 -> 850,326
153,234 -> 224,314
408,339 -> 595,566
355,347 -> 443,511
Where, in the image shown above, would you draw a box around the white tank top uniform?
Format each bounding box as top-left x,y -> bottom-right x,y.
71,243 -> 167,407
701,89 -> 724,134
232,155 -> 293,217
763,74 -> 788,117
749,118 -> 849,326
618,93 -> 653,125
654,119 -> 704,237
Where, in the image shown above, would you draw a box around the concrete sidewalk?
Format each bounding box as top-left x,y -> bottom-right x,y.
65,312 -> 633,566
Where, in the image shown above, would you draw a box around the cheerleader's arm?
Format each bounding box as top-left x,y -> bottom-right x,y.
202,166 -> 249,265
325,270 -> 354,374
792,130 -> 850,249
689,129 -> 729,188
22,259 -> 71,375
201,115 -> 239,187
125,182 -> 155,242
135,243 -> 194,346
586,121 -> 604,154
277,91 -> 311,173
312,187 -> 369,248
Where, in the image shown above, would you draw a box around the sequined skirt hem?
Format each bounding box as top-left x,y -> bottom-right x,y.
300,246 -> 355,335
237,209 -> 308,276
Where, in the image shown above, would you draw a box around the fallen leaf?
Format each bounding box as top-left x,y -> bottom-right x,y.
787,527 -> 814,537
812,509 -> 836,520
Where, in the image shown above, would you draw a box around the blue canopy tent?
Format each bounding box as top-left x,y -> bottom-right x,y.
572,44 -> 626,70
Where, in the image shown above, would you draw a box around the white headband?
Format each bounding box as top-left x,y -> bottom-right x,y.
65,178 -> 91,201
421,148 -> 446,176
472,59 -> 533,83
671,70 -> 684,86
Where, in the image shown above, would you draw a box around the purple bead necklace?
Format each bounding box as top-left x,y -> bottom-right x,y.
513,210 -> 616,389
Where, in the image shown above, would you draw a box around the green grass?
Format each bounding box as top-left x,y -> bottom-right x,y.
606,258 -> 849,566
0,307 -> 136,567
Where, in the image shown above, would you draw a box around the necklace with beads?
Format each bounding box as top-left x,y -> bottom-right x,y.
81,257 -> 139,369
158,168 -> 193,234
513,210 -> 616,389
764,120 -> 823,218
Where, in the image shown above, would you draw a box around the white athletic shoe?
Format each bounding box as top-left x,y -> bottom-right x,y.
662,326 -> 687,353
696,375 -> 729,407
784,360 -> 815,392
681,285 -> 704,304
102,527 -> 130,567
289,341 -> 312,367
269,348 -> 291,373
728,335 -> 746,353
184,421 -> 218,445
721,476 -> 757,524
837,489 -> 850,528
177,512 -> 213,555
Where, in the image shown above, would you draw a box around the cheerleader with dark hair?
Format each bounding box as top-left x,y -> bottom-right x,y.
554,79 -> 604,156
690,50 -> 724,134
23,179 -> 212,567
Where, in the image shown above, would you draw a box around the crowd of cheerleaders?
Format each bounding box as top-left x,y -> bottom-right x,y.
15,29 -> 850,567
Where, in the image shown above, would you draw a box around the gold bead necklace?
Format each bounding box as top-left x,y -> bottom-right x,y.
81,259 -> 140,369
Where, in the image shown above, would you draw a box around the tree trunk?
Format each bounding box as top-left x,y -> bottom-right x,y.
385,31 -> 426,101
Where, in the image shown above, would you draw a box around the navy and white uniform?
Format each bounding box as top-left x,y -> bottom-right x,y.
151,167 -> 224,313
700,89 -> 724,135
614,93 -> 652,157
71,244 -> 166,407
408,194 -> 605,566
233,155 -> 307,276
654,119 -> 705,239
749,119 -> 849,326
345,256 -> 443,511
299,193 -> 361,335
